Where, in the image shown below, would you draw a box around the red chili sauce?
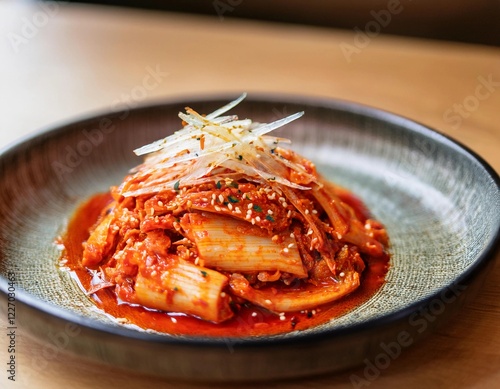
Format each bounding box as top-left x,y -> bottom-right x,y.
60,193 -> 390,337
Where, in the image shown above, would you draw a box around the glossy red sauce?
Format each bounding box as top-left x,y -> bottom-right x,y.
60,193 -> 390,337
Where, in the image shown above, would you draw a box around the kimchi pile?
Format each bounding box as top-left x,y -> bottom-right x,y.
81,94 -> 389,324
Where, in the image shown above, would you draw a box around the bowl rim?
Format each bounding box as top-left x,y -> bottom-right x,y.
1,92 -> 499,348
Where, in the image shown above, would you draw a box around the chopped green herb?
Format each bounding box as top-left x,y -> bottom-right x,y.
174,181 -> 180,191
229,181 -> 239,188
238,155 -> 243,160
228,195 -> 239,203
216,181 -> 222,189
270,148 -> 276,154
173,287 -> 179,292
200,270 -> 208,277
253,205 -> 263,212
265,215 -> 275,222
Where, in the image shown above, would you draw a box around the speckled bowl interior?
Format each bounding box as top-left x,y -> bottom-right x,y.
0,95 -> 499,381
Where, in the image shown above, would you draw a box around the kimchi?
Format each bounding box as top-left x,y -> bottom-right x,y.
81,94 -> 389,324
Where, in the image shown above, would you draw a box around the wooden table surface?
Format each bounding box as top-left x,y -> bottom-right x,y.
1,1 -> 499,388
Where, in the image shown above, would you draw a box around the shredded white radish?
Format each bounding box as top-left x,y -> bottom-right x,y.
121,94 -> 317,197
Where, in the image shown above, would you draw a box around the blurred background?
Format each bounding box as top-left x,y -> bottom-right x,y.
2,0 -> 499,155
65,0 -> 500,46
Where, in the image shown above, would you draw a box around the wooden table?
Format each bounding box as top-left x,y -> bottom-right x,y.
1,1 -> 499,388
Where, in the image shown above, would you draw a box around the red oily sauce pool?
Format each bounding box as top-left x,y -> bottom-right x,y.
59,193 -> 390,337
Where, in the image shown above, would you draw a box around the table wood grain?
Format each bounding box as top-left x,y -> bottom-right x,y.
1,1 -> 499,388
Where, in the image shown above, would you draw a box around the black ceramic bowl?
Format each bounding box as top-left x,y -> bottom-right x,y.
0,95 -> 499,381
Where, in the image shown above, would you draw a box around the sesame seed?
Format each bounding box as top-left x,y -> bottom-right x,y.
202,197 -> 208,202
211,199 -> 215,206
283,248 -> 289,253
235,207 -> 241,214
220,292 -> 226,298
187,200 -> 192,207
171,317 -> 178,324
336,233 -> 342,240
339,272 -> 345,277
150,207 -> 155,216
251,218 -> 256,225
264,299 -> 272,305
287,210 -> 292,218
279,316 -> 286,321
282,202 -> 288,208
158,201 -> 164,207
255,216 -> 261,222
305,209 -> 309,215
307,229 -> 313,235
247,203 -> 253,210
288,243 -> 294,248
212,194 -> 216,200
218,194 -> 224,203
267,209 -> 273,215
151,270 -> 157,277
245,214 -> 251,220
312,209 -> 318,214
290,232 -> 295,238
228,203 -> 233,210
214,205 -> 222,211
279,197 -> 286,202
252,312 -> 257,317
